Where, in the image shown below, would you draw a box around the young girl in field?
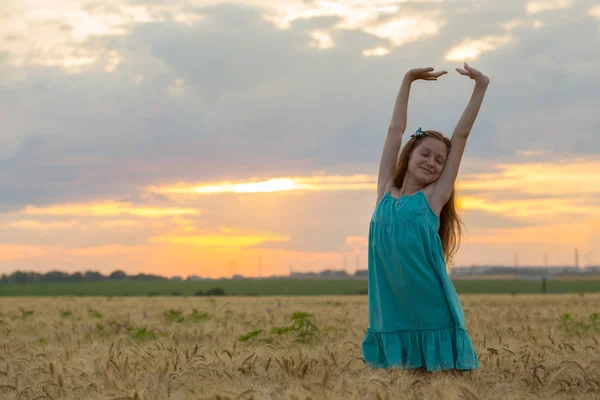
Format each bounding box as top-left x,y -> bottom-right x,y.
361,63 -> 490,372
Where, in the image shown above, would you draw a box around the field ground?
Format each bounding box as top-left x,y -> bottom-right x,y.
1,277 -> 599,297
1,294 -> 599,399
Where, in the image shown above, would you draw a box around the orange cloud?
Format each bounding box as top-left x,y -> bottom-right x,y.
459,196 -> 598,218
458,159 -> 600,196
346,236 -> 368,247
465,221 -> 589,247
144,174 -> 375,196
8,220 -> 83,229
65,244 -> 145,257
22,201 -> 199,218
95,220 -> 146,228
133,246 -> 347,279
148,158 -> 600,199
3,157 -> 599,275
0,244 -> 59,261
149,228 -> 289,248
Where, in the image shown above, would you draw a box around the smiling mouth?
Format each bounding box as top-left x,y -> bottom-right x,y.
419,166 -> 434,174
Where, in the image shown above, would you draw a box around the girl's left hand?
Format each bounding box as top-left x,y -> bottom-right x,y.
456,63 -> 490,85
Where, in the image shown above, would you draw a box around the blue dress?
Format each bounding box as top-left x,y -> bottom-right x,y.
361,188 -> 479,371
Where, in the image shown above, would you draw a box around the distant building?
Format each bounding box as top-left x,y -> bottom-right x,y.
319,269 -> 348,277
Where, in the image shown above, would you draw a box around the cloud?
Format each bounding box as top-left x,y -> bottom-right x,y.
308,30 -> 334,49
526,0 -> 575,14
458,158 -> 600,198
0,1 -> 207,73
2,0 -> 600,214
502,18 -> 544,30
1,0 -> 600,275
148,228 -> 289,248
65,244 -> 146,256
0,244 -> 60,261
7,220 -> 82,230
145,174 -> 375,197
590,4 -> 600,26
515,150 -> 546,157
465,221 -> 589,247
445,35 -> 515,61
22,201 -> 199,218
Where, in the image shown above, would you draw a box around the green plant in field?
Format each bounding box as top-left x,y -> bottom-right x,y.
126,327 -> 165,341
88,309 -> 103,319
164,309 -> 185,323
163,309 -> 211,323
60,310 -> 72,318
558,312 -> 600,335
187,309 -> 211,322
237,329 -> 264,343
236,311 -> 321,344
19,308 -> 34,318
271,311 -> 320,344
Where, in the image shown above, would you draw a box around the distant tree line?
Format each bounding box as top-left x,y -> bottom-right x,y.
0,270 -> 167,284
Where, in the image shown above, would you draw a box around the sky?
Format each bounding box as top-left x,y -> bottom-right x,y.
1,0 -> 599,278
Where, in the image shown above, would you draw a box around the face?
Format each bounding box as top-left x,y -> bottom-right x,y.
408,137 -> 448,184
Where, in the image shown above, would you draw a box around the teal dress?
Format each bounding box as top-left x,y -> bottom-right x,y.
361,188 -> 479,371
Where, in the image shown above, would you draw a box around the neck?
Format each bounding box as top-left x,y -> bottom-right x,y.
399,174 -> 424,196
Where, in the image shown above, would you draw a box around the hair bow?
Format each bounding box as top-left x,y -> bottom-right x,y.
410,127 -> 424,138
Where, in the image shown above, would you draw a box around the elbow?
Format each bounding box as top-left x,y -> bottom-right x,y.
451,130 -> 470,140
388,125 -> 405,137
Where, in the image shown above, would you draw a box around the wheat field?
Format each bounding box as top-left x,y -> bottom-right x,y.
0,294 -> 599,400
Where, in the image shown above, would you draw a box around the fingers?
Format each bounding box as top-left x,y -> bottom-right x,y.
431,71 -> 448,78
455,68 -> 468,75
415,67 -> 434,74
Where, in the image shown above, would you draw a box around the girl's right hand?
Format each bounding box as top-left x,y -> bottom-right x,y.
406,67 -> 448,82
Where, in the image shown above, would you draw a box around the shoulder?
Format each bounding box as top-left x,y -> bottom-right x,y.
376,180 -> 395,207
422,182 -> 443,217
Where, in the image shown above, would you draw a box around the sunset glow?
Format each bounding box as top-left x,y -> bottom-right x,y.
1,0 -> 598,278
22,202 -> 199,218
145,175 -> 376,196
445,35 -> 514,61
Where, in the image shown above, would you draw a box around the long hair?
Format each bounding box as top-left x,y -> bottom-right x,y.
391,130 -> 464,266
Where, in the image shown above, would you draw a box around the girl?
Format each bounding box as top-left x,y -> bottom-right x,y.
361,63 -> 490,372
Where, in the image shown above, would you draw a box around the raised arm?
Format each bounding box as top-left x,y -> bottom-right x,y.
431,63 -> 490,211
376,67 -> 447,206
